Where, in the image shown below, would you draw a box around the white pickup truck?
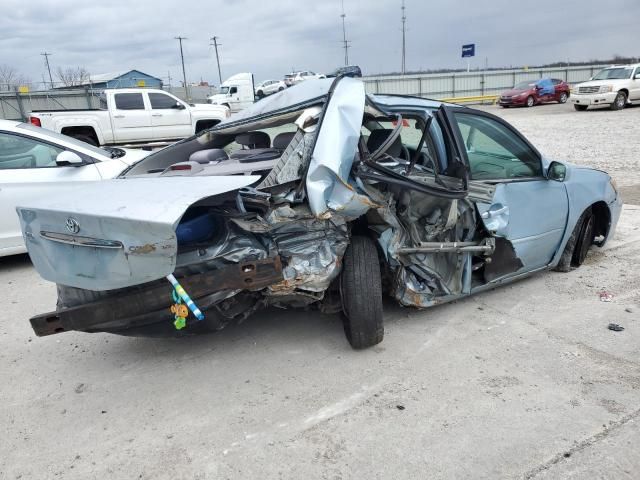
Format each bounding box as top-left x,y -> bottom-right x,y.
29,89 -> 230,146
571,63 -> 640,111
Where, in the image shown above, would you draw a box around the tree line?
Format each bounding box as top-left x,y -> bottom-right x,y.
0,64 -> 90,91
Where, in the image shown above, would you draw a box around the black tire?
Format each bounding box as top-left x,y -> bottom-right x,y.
574,104 -> 588,111
256,90 -> 264,98
559,92 -> 568,104
610,91 -> 627,111
278,86 -> 284,91
72,134 -> 98,146
554,207 -> 594,272
340,236 -> 384,349
525,96 -> 535,107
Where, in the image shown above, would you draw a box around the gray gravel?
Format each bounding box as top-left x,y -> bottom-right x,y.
2,104 -> 640,479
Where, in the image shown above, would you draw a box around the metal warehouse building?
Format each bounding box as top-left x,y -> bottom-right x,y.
58,70 -> 163,89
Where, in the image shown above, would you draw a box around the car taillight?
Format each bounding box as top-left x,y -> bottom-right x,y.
30,117 -> 41,127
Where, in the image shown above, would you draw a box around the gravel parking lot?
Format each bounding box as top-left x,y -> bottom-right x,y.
2,103 -> 639,479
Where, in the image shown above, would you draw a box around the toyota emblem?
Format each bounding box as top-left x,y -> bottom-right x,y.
65,217 -> 80,234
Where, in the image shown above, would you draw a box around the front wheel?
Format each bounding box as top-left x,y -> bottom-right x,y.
256,90 -> 264,98
574,104 -> 588,111
610,91 -> 627,110
554,208 -> 595,272
559,92 -> 568,104
525,96 -> 535,107
340,236 -> 384,349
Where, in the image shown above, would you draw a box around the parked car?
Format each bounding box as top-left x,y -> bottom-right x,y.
284,71 -> 325,87
499,78 -> 570,107
0,119 -> 149,257
18,78 -> 621,350
255,80 -> 286,98
571,63 -> 640,111
326,65 -> 362,78
207,73 -> 256,112
29,89 -> 229,148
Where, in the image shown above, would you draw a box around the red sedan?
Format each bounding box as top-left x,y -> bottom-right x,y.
499,78 -> 570,107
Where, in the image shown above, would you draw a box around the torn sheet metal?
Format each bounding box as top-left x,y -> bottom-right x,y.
306,77 -> 372,220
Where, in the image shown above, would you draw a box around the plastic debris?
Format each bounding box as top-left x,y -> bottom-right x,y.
607,323 -> 624,332
599,291 -> 614,302
166,274 -> 205,320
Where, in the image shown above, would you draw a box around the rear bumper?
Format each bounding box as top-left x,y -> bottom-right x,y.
571,92 -> 616,106
30,257 -> 283,336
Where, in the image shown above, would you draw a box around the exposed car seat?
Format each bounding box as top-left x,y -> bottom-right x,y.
235,131 -> 271,149
188,148 -> 229,164
230,131 -> 297,163
367,129 -> 405,159
272,132 -> 296,150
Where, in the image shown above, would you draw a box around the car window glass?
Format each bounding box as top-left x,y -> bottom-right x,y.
223,124 -> 298,155
149,93 -> 179,109
453,112 -> 542,180
114,93 -> 145,110
0,132 -> 65,169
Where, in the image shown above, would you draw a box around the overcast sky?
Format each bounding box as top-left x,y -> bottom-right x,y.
1,0 -> 638,87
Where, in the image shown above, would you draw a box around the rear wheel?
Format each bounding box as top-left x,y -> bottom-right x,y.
525,96 -> 535,107
256,90 -> 264,98
574,104 -> 588,111
559,92 -> 568,104
340,236 -> 384,349
610,91 -> 627,110
554,208 -> 595,272
72,134 -> 98,146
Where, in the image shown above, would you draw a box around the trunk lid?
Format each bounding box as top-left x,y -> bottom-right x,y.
17,176 -> 258,290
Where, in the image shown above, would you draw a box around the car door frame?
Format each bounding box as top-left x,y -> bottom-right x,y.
110,91 -> 154,143
145,91 -> 192,140
439,105 -> 570,282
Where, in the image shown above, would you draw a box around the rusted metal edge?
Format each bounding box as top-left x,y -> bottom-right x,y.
30,256 -> 283,336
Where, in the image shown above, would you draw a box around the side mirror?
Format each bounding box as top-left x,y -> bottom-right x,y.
547,161 -> 567,182
56,151 -> 84,166
173,102 -> 185,109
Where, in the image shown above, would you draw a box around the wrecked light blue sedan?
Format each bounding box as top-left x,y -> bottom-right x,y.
17,77 -> 622,349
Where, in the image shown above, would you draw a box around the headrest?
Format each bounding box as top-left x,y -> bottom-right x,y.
235,131 -> 270,149
188,148 -> 229,164
367,129 -> 402,158
272,131 -> 296,150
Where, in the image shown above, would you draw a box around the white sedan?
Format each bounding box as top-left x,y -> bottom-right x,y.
255,80 -> 286,98
0,119 -> 149,257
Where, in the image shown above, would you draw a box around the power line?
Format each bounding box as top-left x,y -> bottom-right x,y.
340,0 -> 350,66
210,36 -> 223,85
41,52 -> 53,89
174,36 -> 189,100
401,0 -> 406,74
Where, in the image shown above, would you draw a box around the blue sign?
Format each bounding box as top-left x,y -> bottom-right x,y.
462,44 -> 475,58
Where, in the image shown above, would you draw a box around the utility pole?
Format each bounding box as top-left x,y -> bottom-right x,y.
210,36 -> 223,85
174,36 -> 189,100
340,0 -> 350,66
41,52 -> 53,89
401,0 -> 407,74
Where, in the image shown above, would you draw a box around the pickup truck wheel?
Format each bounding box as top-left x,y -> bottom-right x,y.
610,91 -> 627,110
559,92 -> 568,103
574,104 -> 588,111
525,96 -> 535,107
340,236 -> 384,349
554,207 -> 594,272
72,134 -> 98,146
